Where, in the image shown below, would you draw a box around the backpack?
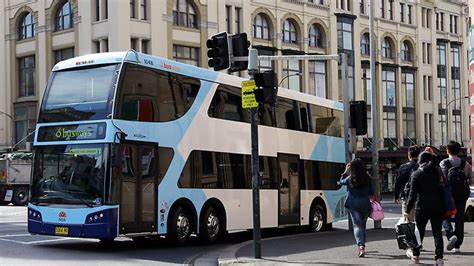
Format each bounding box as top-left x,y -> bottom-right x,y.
445,159 -> 470,202
403,163 -> 419,199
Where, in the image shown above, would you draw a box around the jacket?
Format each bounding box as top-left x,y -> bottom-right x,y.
340,174 -> 374,213
406,163 -> 444,213
394,160 -> 418,199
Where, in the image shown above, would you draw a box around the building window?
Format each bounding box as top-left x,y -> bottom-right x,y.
424,113 -> 433,144
426,43 -> 432,64
388,0 -> 393,20
423,75 -> 433,101
380,0 -> 385,19
436,12 -> 439,30
450,15 -> 458,34
253,14 -> 270,39
235,7 -> 241,34
309,61 -> 326,98
360,33 -> 370,55
402,72 -> 415,140
225,6 -> 231,33
382,69 -> 396,107
18,12 -> 34,40
173,0 -> 198,28
309,24 -> 323,48
440,12 -> 444,31
141,39 -> 149,54
130,0 -> 136,18
359,0 -> 365,14
383,112 -> 396,139
54,47 -> 74,65
140,0 -> 147,20
55,1 -> 73,31
381,37 -> 393,59
282,20 -> 298,44
282,57 -> 301,92
173,45 -> 199,66
400,3 -> 404,23
14,103 -> 37,148
407,5 -> 413,24
401,41 -> 412,61
18,55 -> 35,98
257,48 -> 275,72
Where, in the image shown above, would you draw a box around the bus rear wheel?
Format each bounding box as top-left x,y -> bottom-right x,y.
168,206 -> 192,245
309,205 -> 326,233
199,206 -> 223,244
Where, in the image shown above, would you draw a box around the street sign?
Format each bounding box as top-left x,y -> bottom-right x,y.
242,80 -> 258,108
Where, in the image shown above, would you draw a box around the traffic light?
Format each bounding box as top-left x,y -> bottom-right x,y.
229,33 -> 250,72
350,100 -> 368,135
254,71 -> 278,105
207,32 -> 230,71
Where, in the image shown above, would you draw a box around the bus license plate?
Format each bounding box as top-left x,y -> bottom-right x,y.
55,227 -> 68,235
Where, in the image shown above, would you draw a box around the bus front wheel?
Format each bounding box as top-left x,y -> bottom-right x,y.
199,206 -> 223,244
168,206 -> 192,245
309,205 -> 326,233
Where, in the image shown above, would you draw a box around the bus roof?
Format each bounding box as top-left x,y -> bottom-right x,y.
52,51 -> 342,111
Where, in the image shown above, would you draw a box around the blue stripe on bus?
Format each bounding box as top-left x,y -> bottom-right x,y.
310,135 -> 346,163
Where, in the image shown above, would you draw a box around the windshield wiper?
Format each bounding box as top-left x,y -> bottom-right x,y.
65,190 -> 95,208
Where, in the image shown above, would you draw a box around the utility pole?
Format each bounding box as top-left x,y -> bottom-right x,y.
370,0 -> 381,229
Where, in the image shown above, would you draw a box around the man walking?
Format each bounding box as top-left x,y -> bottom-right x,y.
440,141 -> 472,253
394,145 -> 421,221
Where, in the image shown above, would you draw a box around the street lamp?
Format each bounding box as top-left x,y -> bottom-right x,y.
0,110 -> 14,147
442,95 -> 469,145
278,72 -> 302,88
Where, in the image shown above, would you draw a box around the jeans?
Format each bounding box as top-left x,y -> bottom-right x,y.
349,208 -> 369,247
413,209 -> 444,260
442,201 -> 466,248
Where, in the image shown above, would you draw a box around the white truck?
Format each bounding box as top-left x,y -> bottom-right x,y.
0,152 -> 32,206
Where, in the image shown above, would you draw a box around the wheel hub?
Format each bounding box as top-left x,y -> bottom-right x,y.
206,212 -> 220,238
312,210 -> 323,231
176,213 -> 190,240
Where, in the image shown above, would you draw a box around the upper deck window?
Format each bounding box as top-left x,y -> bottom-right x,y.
39,64 -> 118,123
115,64 -> 200,122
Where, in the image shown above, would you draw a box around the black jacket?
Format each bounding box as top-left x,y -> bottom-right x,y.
394,160 -> 418,199
406,162 -> 444,213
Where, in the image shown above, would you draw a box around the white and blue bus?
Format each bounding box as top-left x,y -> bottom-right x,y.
28,51 -> 347,244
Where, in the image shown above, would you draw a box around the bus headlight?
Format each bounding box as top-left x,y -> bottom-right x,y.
85,211 -> 106,224
28,208 -> 43,222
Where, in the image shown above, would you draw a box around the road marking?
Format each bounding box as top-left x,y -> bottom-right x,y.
335,217 -> 402,223
0,233 -> 31,238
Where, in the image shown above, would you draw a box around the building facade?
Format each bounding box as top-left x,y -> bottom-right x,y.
0,0 -> 470,190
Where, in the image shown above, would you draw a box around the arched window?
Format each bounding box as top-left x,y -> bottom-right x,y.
253,14 -> 270,39
18,12 -> 34,40
401,41 -> 412,61
309,24 -> 323,48
55,1 -> 73,31
382,37 -> 393,59
282,19 -> 297,44
173,0 -> 198,28
361,33 -> 370,55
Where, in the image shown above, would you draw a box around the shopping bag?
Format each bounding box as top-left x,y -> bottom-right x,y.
395,218 -> 421,250
441,185 -> 457,217
370,198 -> 384,221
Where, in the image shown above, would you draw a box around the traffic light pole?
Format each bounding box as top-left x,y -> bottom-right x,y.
247,49 -> 261,259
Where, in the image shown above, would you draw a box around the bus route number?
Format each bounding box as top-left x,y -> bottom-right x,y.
144,59 -> 154,66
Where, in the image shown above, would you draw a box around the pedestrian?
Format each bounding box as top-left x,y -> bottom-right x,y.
339,158 -> 375,258
405,152 -> 444,264
439,141 -> 472,253
394,145 -> 421,221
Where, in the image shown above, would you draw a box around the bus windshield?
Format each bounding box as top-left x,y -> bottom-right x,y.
39,64 -> 118,123
30,144 -> 107,206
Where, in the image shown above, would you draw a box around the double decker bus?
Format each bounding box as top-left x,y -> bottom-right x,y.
28,51 -> 347,244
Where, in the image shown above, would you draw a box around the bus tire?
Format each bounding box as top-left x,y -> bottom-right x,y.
12,187 -> 28,206
198,206 -> 223,244
168,206 -> 192,245
309,204 -> 326,233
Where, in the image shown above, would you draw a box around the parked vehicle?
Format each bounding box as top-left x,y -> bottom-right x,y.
0,152 -> 32,206
465,186 -> 474,222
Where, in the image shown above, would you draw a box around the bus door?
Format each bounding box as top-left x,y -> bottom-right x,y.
119,143 -> 158,234
277,153 -> 300,226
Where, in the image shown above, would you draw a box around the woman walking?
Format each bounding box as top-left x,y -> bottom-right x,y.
340,158 -> 374,257
404,151 -> 444,264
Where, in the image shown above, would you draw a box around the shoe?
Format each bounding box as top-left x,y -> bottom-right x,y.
447,236 -> 458,251
358,246 -> 365,257
453,248 -> 461,253
406,249 -> 419,263
436,258 -> 444,265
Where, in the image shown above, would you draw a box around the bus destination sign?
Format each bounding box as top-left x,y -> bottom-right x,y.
38,122 -> 106,142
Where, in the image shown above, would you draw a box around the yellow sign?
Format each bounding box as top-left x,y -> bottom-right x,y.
241,80 -> 259,109
55,227 -> 69,235
68,148 -> 101,155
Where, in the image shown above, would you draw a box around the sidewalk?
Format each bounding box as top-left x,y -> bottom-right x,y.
217,222 -> 474,265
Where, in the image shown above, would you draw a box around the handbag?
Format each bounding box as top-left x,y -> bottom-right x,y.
370,197 -> 384,221
395,218 -> 422,250
440,174 -> 457,217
